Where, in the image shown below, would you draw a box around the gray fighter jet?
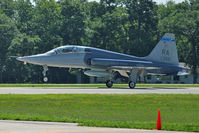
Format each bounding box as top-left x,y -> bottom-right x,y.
17,33 -> 189,88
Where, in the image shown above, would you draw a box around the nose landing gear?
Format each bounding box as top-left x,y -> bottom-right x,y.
105,71 -> 117,88
42,65 -> 48,82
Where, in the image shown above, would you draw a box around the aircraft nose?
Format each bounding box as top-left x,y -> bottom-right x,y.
17,56 -> 27,62
16,55 -> 44,65
17,56 -> 36,62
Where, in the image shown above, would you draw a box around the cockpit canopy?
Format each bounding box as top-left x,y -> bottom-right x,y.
46,46 -> 86,55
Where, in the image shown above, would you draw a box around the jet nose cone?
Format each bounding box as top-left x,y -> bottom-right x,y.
17,56 -> 37,63
17,56 -> 27,62
16,55 -> 46,65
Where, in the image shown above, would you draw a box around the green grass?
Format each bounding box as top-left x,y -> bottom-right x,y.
0,83 -> 199,88
0,94 -> 199,132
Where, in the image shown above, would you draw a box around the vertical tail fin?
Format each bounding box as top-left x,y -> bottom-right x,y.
146,33 -> 179,65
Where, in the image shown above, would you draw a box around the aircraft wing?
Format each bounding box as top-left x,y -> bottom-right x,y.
91,58 -> 159,70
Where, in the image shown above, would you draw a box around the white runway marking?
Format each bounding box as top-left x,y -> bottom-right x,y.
0,87 -> 198,94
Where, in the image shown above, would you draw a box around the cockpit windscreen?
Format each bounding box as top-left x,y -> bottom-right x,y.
46,46 -> 85,55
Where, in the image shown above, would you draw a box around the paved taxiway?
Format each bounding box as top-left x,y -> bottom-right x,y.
0,120 -> 190,133
0,87 -> 198,94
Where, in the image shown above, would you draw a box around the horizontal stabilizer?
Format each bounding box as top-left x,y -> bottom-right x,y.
177,71 -> 189,76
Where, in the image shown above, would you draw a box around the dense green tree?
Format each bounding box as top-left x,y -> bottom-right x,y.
122,0 -> 158,56
0,13 -> 18,82
87,1 -> 106,19
32,0 -> 63,52
0,0 -> 15,17
15,0 -> 34,34
190,0 -> 199,10
158,1 -> 199,83
60,0 -> 86,45
88,7 -> 128,53
0,0 -> 198,83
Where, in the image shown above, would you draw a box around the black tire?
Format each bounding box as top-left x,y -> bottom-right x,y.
129,81 -> 136,89
106,80 -> 113,88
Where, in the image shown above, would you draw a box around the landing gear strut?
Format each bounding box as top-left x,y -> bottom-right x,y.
128,69 -> 138,89
106,80 -> 113,88
42,65 -> 48,82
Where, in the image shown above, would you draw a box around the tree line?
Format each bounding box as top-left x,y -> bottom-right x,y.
0,0 -> 198,83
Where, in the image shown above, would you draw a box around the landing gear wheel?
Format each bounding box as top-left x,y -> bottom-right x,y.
42,66 -> 48,82
129,81 -> 136,89
43,77 -> 48,82
106,80 -> 113,88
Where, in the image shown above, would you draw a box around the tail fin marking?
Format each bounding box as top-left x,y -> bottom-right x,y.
146,33 -> 179,65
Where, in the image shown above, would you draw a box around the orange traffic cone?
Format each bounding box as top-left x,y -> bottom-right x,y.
156,109 -> 161,130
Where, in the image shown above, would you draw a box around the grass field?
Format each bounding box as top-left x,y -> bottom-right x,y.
0,83 -> 199,88
0,94 -> 199,132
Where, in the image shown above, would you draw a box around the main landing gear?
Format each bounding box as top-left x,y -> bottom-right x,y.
106,80 -> 113,88
105,70 -> 138,89
128,69 -> 138,89
128,81 -> 136,89
42,65 -> 48,82
105,80 -> 136,89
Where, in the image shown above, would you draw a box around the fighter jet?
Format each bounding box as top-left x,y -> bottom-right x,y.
17,33 -> 189,88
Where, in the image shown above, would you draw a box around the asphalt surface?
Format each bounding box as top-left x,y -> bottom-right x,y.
0,87 -> 198,94
0,120 -> 190,133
